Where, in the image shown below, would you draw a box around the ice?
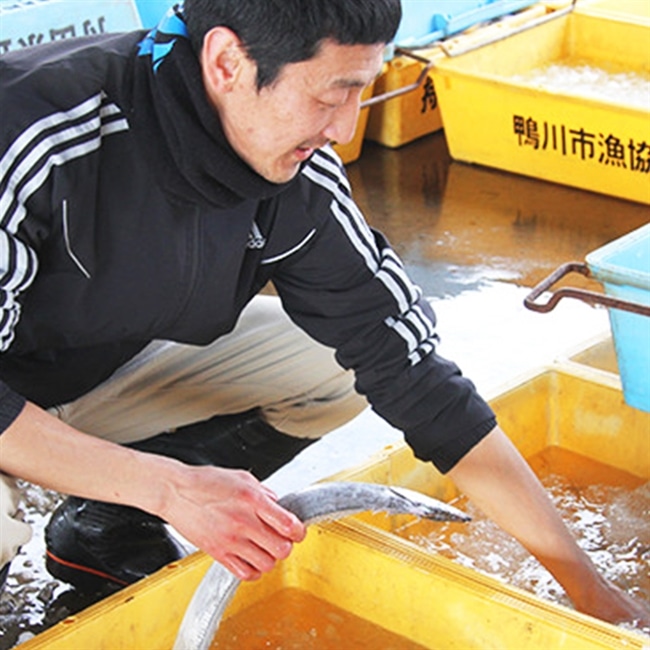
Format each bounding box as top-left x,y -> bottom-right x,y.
511,61 -> 650,110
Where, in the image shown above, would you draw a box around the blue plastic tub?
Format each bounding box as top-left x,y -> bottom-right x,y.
586,223 -> 650,413
133,0 -> 172,28
393,0 -> 538,48
0,0 -> 142,54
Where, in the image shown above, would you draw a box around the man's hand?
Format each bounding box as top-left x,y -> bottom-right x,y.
0,402 -> 305,581
448,426 -> 649,629
580,578 -> 650,630
154,463 -> 306,580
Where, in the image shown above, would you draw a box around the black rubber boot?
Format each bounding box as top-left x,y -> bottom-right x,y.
128,408 -> 317,480
45,410 -> 316,593
45,498 -> 185,594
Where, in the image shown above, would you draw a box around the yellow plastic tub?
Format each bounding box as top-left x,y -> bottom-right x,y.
576,0 -> 650,24
19,527 -> 649,650
336,362 -> 649,501
364,2 -> 557,148
430,10 -> 650,203
18,507 -> 649,649
331,362 -> 649,647
19,362 -> 649,650
364,47 -> 445,149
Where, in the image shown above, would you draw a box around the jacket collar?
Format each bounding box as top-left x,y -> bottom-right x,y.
131,9 -> 293,208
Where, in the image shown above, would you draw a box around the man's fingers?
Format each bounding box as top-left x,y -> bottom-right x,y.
261,484 -> 278,501
161,466 -> 307,580
257,496 -> 306,542
223,499 -> 302,578
225,499 -> 304,580
222,544 -> 270,581
222,554 -> 262,581
221,531 -> 286,581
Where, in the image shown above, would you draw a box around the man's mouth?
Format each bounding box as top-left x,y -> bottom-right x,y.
294,139 -> 329,162
294,146 -> 314,162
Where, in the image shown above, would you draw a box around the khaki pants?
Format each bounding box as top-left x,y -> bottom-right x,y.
0,295 -> 367,566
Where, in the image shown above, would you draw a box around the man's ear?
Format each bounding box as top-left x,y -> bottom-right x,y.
200,26 -> 246,94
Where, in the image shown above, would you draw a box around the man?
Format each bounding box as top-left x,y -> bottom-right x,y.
0,0 -> 646,628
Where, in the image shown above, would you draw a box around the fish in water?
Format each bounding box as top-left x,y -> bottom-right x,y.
173,481 -> 470,650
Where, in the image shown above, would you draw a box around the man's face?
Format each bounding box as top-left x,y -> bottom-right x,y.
203,36 -> 385,184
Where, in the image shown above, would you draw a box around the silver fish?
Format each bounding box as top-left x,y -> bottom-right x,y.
173,481 -> 469,650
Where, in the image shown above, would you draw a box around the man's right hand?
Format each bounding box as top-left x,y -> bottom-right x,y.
0,402 -> 306,580
153,461 -> 306,580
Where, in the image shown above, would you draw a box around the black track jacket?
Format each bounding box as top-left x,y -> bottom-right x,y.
0,12 -> 495,472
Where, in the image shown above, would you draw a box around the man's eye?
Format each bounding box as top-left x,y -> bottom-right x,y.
318,91 -> 350,109
319,100 -> 339,110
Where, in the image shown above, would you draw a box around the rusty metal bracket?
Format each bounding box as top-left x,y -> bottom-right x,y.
359,49 -> 434,109
523,262 -> 650,316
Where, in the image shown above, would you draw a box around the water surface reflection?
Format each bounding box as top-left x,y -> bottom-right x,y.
349,134 -> 649,298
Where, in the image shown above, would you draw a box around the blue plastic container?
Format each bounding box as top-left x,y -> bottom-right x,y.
0,0 -> 142,54
133,0 -> 172,28
586,223 -> 650,413
394,0 -> 538,48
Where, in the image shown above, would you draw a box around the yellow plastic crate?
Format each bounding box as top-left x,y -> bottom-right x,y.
430,10 -> 650,203
20,361 -> 649,649
19,506 -> 648,649
330,362 -> 649,647
364,2 -> 554,149
364,48 -> 444,149
576,0 -> 650,24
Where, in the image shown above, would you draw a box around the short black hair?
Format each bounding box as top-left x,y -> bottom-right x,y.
183,0 -> 402,88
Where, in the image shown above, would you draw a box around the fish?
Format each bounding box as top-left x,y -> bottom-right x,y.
173,481 -> 470,650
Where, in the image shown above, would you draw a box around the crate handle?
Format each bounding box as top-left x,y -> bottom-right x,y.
524,262 -> 650,316
359,49 -> 434,109
436,0 -> 577,59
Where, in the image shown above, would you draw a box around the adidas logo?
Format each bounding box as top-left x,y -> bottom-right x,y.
247,221 -> 266,249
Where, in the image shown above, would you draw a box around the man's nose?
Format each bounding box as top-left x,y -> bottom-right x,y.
323,100 -> 361,146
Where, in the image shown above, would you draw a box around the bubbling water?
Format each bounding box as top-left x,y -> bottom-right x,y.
407,477 -> 650,635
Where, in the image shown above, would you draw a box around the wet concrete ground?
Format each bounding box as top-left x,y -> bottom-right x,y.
1,130 -> 649,647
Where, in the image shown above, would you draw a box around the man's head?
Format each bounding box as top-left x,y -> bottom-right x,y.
183,0 -> 401,183
184,0 -> 402,89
